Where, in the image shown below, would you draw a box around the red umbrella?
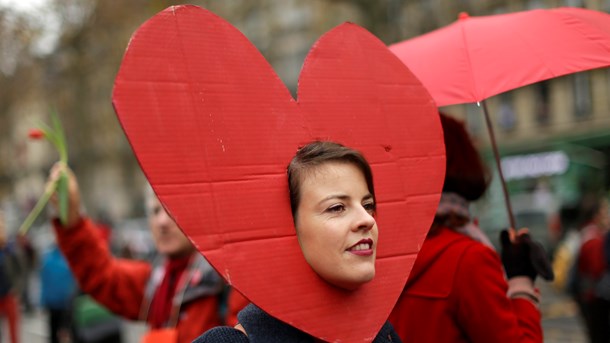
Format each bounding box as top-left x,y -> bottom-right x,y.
390,7 -> 610,230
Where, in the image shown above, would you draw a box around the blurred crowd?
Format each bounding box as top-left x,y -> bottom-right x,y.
0,209 -> 145,343
552,195 -> 610,342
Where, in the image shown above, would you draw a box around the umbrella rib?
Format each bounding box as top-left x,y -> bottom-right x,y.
459,20 -> 481,102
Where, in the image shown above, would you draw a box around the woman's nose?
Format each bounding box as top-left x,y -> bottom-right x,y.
353,205 -> 376,232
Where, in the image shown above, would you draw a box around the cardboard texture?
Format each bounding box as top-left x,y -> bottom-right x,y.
112,5 -> 445,342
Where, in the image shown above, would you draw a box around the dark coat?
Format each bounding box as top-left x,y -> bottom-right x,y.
194,303 -> 401,342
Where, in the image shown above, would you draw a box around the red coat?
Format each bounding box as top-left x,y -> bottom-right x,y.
576,224 -> 607,302
389,227 -> 542,343
54,218 -> 222,343
226,289 -> 249,326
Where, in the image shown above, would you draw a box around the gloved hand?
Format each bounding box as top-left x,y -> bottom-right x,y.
500,229 -> 554,282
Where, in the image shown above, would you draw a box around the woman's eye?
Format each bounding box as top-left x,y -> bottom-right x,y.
363,202 -> 376,215
327,204 -> 345,213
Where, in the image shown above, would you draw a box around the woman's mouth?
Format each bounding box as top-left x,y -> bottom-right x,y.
347,238 -> 374,256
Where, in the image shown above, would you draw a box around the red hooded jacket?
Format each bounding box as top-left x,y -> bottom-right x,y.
54,218 -> 223,343
389,227 -> 542,343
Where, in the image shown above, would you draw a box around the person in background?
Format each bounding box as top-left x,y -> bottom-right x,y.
40,243 -> 77,343
571,194 -> 610,343
69,219 -> 123,343
551,205 -> 580,292
0,210 -> 22,343
595,230 -> 610,338
389,113 -> 546,343
224,289 -> 248,327
46,164 -> 232,343
15,234 -> 36,315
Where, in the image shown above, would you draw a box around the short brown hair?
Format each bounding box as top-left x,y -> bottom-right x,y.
287,141 -> 375,221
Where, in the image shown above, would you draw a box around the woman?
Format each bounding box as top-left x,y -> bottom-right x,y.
195,141 -> 401,342
388,113 -> 544,343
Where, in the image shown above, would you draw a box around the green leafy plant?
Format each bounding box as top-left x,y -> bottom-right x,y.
19,110 -> 69,234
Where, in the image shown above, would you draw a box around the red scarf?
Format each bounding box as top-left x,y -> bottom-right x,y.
148,255 -> 192,328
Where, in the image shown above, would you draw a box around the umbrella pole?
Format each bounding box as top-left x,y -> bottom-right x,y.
480,99 -> 517,230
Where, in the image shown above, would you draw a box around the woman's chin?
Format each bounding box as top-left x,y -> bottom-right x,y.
325,270 -> 376,291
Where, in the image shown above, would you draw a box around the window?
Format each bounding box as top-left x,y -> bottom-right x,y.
527,0 -> 546,9
466,103 -> 482,135
535,81 -> 550,125
498,92 -> 516,131
573,73 -> 592,118
563,0 -> 584,7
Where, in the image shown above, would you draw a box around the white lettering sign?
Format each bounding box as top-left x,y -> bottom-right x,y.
501,151 -> 569,181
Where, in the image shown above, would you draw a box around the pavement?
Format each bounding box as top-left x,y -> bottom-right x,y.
12,281 -> 588,343
540,281 -> 588,343
18,311 -> 147,343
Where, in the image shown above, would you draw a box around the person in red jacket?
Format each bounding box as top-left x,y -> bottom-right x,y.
572,195 -> 609,343
0,210 -> 21,343
46,164 -> 238,343
389,113 -> 545,343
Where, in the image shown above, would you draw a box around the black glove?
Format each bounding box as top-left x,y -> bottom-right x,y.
500,229 -> 554,282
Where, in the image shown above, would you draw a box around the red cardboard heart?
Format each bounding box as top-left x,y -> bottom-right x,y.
113,5 -> 444,342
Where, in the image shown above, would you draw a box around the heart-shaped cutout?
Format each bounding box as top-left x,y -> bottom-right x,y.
112,5 -> 445,342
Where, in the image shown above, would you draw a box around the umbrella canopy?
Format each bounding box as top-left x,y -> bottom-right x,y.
389,7 -> 610,107
390,8 -> 609,278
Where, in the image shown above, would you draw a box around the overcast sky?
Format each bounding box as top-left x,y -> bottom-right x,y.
0,0 -> 49,12
0,0 -> 60,74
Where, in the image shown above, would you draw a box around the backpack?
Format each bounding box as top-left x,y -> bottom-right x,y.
40,246 -> 77,309
72,293 -> 123,343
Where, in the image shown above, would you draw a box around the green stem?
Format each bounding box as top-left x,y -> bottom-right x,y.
18,180 -> 58,235
50,110 -> 68,163
20,110 -> 71,233
58,170 -> 69,225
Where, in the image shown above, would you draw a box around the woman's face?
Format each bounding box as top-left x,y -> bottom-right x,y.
295,162 -> 378,290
